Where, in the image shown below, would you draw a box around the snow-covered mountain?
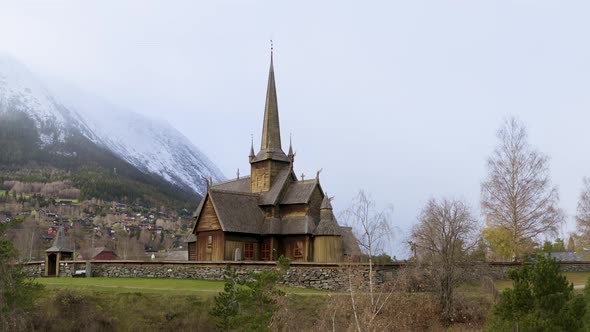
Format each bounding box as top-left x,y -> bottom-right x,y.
0,55 -> 224,196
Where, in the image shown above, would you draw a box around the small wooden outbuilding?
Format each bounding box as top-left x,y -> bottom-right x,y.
45,226 -> 72,277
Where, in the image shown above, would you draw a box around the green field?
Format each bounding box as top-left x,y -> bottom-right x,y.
32,278 -> 329,331
37,277 -> 331,296
55,197 -> 80,204
495,271 -> 590,290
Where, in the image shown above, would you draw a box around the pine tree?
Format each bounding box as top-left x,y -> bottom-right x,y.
489,255 -> 586,331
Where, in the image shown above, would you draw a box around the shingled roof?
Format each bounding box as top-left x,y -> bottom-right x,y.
251,47 -> 290,163
340,227 -> 361,257
46,226 -> 72,253
281,179 -> 318,205
209,190 -> 264,234
314,219 -> 341,236
314,195 -> 341,236
281,215 -> 317,235
259,168 -> 294,205
212,177 -> 251,193
260,217 -> 282,235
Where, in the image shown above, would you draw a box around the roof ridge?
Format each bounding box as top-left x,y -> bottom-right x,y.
210,188 -> 259,197
297,178 -> 318,184
212,176 -> 251,187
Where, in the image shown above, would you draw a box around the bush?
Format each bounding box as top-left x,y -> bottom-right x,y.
487,255 -> 586,331
210,266 -> 284,331
32,290 -> 113,332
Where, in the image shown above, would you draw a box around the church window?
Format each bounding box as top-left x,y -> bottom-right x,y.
261,243 -> 270,260
294,241 -> 303,257
244,242 -> 254,260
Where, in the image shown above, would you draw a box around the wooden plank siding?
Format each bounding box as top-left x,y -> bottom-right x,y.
196,231 -> 224,261
224,241 -> 260,261
195,197 -> 222,232
187,242 -> 197,261
281,236 -> 311,262
279,204 -> 307,217
251,161 -> 271,193
262,236 -> 279,261
313,236 -> 343,262
224,234 -> 260,261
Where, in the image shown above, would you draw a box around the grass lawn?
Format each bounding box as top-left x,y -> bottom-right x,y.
37,277 -> 332,296
495,271 -> 590,290
33,278 -> 330,331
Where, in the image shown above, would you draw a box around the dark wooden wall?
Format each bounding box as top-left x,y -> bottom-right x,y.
281,235 -> 312,262
196,231 -> 224,261
280,204 -> 306,217
251,161 -> 270,192
188,242 -> 197,261
224,234 -> 259,261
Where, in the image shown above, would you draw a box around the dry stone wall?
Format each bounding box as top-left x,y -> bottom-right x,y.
22,261 -> 395,291
21,260 -> 590,291
90,262 -> 391,290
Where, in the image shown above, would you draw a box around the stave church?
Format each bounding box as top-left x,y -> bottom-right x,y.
187,49 -> 359,262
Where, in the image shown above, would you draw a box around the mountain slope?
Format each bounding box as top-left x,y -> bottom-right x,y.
52,86 -> 224,197
0,55 -> 225,205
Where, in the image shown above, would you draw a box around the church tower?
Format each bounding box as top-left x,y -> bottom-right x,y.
250,47 -> 291,193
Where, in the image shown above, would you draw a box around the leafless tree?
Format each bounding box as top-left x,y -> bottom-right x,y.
412,198 -> 479,325
115,231 -> 145,260
342,190 -> 394,331
344,191 -> 393,306
481,117 -> 563,260
7,217 -> 41,262
573,177 -> 590,249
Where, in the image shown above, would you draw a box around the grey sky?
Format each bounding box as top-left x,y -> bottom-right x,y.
1,1 -> 589,256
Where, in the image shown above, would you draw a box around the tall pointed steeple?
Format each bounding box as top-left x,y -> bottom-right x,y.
252,43 -> 289,163
249,134 -> 255,162
288,134 -> 294,162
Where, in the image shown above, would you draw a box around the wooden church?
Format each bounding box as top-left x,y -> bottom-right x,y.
188,50 -> 359,263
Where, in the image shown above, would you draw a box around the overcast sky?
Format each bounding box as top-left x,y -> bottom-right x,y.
1,1 -> 590,257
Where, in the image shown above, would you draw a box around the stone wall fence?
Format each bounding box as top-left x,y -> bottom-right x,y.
20,260 -> 590,291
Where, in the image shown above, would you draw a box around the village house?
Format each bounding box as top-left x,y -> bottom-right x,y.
76,247 -> 119,261
188,50 -> 359,263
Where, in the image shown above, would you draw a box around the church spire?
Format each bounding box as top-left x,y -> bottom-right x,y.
252,41 -> 289,163
261,42 -> 281,151
249,134 -> 255,162
288,133 -> 294,162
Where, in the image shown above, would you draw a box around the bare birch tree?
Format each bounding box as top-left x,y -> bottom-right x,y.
345,191 -> 393,306
481,118 -> 563,260
342,190 -> 395,331
411,198 -> 479,325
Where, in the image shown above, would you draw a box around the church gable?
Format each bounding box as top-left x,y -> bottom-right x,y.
281,179 -> 321,205
195,196 -> 222,232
